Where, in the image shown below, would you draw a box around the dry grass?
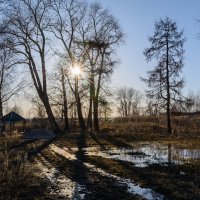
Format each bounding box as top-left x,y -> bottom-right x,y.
0,139 -> 30,198
0,137 -> 48,199
100,115 -> 200,139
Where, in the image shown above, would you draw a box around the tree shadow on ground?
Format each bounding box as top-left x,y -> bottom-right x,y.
10,139 -> 39,150
103,135 -> 133,148
27,138 -> 57,159
42,146 -> 136,200
39,131 -> 137,199
87,154 -> 200,200
71,131 -> 138,199
73,131 -> 89,189
89,132 -> 107,150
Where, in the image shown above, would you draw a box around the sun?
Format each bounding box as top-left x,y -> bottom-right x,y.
71,65 -> 81,76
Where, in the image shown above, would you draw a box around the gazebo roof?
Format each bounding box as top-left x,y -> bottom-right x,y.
3,111 -> 26,123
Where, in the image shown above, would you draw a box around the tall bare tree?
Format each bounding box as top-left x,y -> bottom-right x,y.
49,62 -> 69,132
51,0 -> 124,132
0,41 -> 23,130
142,17 -> 185,134
3,0 -> 60,132
82,3 -> 124,132
50,0 -> 87,131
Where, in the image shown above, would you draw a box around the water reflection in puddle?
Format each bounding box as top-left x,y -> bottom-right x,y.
51,144 -> 164,200
85,142 -> 200,167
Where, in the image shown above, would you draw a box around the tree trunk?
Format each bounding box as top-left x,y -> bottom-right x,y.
87,69 -> 95,131
125,102 -> 128,118
0,98 -> 3,133
75,76 -> 86,132
40,93 -> 60,133
61,67 -> 69,132
166,38 -> 172,135
63,98 -> 69,132
87,98 -> 92,129
77,94 -> 86,131
93,97 -> 99,132
167,98 -> 172,134
93,52 -> 104,133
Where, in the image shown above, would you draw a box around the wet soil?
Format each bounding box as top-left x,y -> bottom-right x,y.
50,133 -> 200,200
2,132 -> 200,199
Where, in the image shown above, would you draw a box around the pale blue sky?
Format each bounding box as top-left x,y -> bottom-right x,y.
90,0 -> 200,95
9,0 -> 200,116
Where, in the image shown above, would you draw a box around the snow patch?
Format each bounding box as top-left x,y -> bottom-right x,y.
36,154 -> 85,199
50,144 -> 164,200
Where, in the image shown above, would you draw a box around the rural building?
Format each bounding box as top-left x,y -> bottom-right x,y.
2,111 -> 26,133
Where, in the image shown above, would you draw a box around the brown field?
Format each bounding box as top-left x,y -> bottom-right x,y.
1,115 -> 200,199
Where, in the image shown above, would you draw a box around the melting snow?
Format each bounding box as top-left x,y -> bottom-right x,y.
36,154 -> 85,199
84,142 -> 200,167
50,144 -> 164,200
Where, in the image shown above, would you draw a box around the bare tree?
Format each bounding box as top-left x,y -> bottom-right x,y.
50,0 -> 87,132
3,0 -> 60,132
145,98 -> 160,116
6,105 -> 23,116
142,17 -> 185,134
183,91 -> 200,113
51,0 -> 124,133
116,87 -> 141,118
98,97 -> 112,120
194,91 -> 200,112
0,40 -> 24,131
60,66 -> 69,131
30,96 -> 47,127
81,2 -> 124,132
31,96 -> 46,118
49,61 -> 69,132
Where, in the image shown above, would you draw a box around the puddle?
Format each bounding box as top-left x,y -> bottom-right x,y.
85,142 -> 200,167
36,154 -> 85,199
73,183 -> 86,200
51,144 -> 164,200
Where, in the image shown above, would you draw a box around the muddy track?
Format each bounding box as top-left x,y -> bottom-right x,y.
26,136 -> 200,200
37,147 -> 141,200
35,143 -> 164,200
6,132 -> 200,200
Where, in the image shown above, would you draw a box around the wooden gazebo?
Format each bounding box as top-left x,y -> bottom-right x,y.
3,111 -> 26,133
